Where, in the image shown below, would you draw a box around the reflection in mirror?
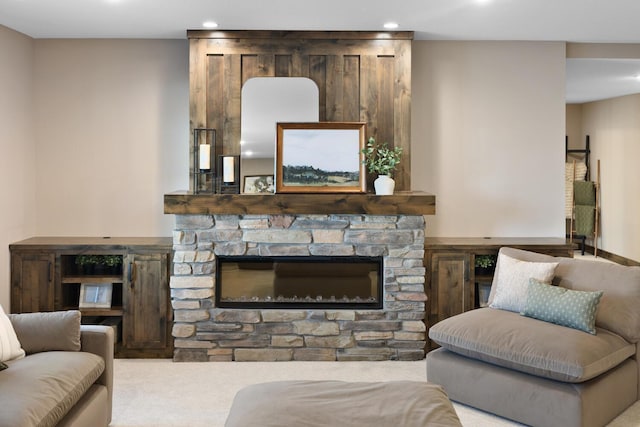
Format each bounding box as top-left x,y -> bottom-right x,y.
240,77 -> 319,192
566,59 -> 640,104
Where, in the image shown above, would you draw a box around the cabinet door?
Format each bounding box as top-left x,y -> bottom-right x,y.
122,252 -> 171,356
428,251 -> 473,326
10,251 -> 56,313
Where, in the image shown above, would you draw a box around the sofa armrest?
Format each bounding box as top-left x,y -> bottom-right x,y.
80,325 -> 114,420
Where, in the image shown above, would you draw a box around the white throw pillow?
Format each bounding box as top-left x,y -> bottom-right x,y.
489,253 -> 559,313
0,304 -> 25,362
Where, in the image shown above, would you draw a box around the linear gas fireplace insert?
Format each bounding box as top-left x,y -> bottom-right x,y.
215,256 -> 383,309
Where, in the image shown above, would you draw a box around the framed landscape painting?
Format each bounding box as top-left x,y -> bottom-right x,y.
275,122 -> 366,193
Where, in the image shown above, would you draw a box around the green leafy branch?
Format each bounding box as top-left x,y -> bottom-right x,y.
361,137 -> 403,177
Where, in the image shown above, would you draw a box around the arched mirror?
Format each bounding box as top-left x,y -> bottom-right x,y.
240,77 -> 319,193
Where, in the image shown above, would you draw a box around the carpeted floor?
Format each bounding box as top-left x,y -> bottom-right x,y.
111,359 -> 640,427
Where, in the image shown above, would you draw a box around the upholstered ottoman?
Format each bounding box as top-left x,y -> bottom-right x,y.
225,380 -> 462,427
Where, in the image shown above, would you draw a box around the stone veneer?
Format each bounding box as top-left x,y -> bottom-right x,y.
170,213 -> 427,362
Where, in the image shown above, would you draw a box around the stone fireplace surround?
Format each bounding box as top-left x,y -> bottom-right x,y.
170,213 -> 427,362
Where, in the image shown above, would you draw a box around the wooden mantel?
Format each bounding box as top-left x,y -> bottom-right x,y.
164,191 -> 435,216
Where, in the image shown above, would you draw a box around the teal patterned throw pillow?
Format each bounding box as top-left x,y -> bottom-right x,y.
521,279 -> 603,334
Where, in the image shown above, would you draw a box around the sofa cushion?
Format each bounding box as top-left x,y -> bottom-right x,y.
489,253 -> 558,313
494,247 -> 640,344
429,308 -> 635,383
0,351 -> 105,427
0,304 -> 25,362
522,279 -> 603,334
9,310 -> 81,354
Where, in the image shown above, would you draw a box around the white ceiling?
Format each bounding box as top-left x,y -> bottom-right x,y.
3,0 -> 640,103
3,0 -> 640,41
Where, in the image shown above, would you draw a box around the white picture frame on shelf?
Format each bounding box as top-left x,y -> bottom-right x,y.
79,283 -> 113,309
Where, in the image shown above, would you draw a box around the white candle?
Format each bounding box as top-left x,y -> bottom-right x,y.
199,144 -> 211,170
223,156 -> 235,183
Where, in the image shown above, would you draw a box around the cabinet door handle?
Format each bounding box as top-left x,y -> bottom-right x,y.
48,261 -> 53,283
129,263 -> 136,288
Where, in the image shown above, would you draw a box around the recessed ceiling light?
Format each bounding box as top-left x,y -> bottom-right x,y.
383,22 -> 399,30
203,21 -> 218,29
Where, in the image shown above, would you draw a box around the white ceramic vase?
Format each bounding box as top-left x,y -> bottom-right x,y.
374,175 -> 395,195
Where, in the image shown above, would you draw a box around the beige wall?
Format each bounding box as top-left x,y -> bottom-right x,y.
581,94 -> 640,262
412,41 -> 567,237
0,35 -> 189,308
33,39 -> 189,237
0,25 -> 36,308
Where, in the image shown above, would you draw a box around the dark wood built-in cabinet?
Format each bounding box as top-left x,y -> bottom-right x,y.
428,251 -> 474,322
10,237 -> 173,358
123,252 -> 170,356
424,237 -> 575,350
11,251 -> 56,313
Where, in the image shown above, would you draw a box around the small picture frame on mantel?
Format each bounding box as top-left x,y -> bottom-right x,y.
243,175 -> 275,194
79,283 -> 113,309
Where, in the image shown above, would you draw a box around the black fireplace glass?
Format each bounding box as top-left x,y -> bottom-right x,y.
215,256 -> 383,309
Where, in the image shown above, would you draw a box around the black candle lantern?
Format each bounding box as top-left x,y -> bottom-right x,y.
217,155 -> 241,194
193,128 -> 216,193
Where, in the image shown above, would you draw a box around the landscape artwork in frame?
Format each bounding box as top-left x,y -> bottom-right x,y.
243,175 -> 275,193
276,122 -> 366,193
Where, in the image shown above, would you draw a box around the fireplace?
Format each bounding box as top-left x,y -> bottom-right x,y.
216,256 -> 383,309
169,212 -> 428,362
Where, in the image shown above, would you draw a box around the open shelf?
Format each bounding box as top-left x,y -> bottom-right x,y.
68,283 -> 122,308
474,274 -> 494,282
61,254 -> 123,276
62,276 -> 123,284
59,255 -> 124,320
79,307 -> 124,317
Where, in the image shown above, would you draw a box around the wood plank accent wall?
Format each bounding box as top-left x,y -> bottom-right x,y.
188,30 -> 414,192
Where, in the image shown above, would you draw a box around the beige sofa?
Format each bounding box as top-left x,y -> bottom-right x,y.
427,247 -> 640,427
0,310 -> 114,427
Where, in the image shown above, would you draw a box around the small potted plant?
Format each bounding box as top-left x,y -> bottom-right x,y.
104,255 -> 123,275
75,255 -> 123,275
361,137 -> 403,195
475,255 -> 497,275
75,255 -> 97,274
